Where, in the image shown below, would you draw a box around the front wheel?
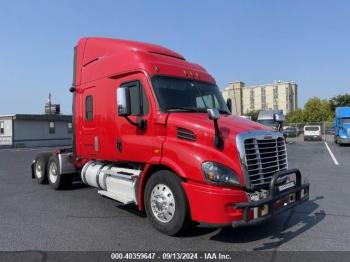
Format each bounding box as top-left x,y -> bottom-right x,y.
144,170 -> 191,236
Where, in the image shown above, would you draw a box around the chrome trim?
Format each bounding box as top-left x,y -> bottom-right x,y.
236,130 -> 288,190
58,152 -> 76,175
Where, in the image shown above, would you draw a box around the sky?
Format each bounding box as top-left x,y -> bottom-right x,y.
0,0 -> 349,115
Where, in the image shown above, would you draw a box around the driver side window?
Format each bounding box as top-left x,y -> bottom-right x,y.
119,81 -> 149,116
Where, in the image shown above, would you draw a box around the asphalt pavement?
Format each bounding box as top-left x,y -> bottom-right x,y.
0,141 -> 349,252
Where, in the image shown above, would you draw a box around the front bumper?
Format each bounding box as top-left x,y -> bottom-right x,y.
304,135 -> 322,141
339,137 -> 350,144
232,168 -> 309,228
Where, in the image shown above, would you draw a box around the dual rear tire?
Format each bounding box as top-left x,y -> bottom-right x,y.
34,153 -> 51,184
34,154 -> 71,189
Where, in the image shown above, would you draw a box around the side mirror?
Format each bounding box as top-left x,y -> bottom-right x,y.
207,108 -> 223,149
273,112 -> 285,123
207,108 -> 220,120
117,87 -> 131,116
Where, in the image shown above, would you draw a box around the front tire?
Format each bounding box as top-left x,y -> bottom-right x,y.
47,155 -> 71,190
144,170 -> 191,236
335,136 -> 342,146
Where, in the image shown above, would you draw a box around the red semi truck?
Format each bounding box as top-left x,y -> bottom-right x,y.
31,37 -> 309,235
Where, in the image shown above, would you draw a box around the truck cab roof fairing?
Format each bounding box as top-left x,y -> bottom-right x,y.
74,37 -> 214,86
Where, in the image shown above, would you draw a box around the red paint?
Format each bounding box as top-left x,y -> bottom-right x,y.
73,37 -> 268,224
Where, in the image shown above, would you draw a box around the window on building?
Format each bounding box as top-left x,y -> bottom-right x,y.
85,95 -> 93,121
119,81 -> 149,116
273,87 -> 279,99
67,122 -> 72,133
261,88 -> 267,110
0,121 -> 4,134
49,122 -> 55,134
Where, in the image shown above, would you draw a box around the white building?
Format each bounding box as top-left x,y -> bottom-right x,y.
222,81 -> 298,115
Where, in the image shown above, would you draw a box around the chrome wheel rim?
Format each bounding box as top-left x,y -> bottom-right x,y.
49,161 -> 58,184
150,184 -> 175,223
35,160 -> 43,179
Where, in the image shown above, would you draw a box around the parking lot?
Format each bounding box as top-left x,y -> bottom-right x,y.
0,139 -> 349,252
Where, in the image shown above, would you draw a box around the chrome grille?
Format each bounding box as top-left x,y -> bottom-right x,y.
243,137 -> 287,188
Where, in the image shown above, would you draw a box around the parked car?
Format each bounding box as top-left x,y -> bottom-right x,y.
283,126 -> 298,137
304,125 -> 322,141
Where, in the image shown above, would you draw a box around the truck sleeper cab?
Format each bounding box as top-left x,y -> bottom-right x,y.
31,37 -> 309,235
257,110 -> 285,133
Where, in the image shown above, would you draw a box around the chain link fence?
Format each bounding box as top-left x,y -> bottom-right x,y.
284,122 -> 334,143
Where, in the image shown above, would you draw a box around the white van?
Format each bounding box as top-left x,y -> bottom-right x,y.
304,125 -> 322,141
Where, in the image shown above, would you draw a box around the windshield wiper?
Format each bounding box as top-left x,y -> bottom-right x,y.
165,107 -> 207,112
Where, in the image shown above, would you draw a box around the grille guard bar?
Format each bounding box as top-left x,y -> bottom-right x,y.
232,168 -> 310,228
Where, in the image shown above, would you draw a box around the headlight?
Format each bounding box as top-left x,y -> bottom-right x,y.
202,161 -> 240,186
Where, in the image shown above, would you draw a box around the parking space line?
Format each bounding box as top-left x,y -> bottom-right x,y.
324,141 -> 339,165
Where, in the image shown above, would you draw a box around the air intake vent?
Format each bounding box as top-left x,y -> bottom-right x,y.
176,128 -> 196,141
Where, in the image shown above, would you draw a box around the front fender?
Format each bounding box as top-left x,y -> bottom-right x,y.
160,138 -> 244,185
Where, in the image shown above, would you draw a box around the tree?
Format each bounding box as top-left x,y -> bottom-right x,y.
329,93 -> 350,111
244,110 -> 260,121
286,109 -> 304,123
303,97 -> 333,122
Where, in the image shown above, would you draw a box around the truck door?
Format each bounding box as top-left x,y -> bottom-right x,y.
114,74 -> 159,163
81,88 -> 98,158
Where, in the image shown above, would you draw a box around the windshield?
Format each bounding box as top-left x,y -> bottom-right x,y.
340,118 -> 350,124
305,126 -> 320,131
257,119 -> 275,127
151,76 -> 230,114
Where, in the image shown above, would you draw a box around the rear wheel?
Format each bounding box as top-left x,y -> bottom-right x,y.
144,170 -> 191,236
47,155 -> 72,190
34,153 -> 51,184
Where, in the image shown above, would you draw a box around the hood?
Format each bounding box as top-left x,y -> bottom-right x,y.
167,113 -> 272,139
